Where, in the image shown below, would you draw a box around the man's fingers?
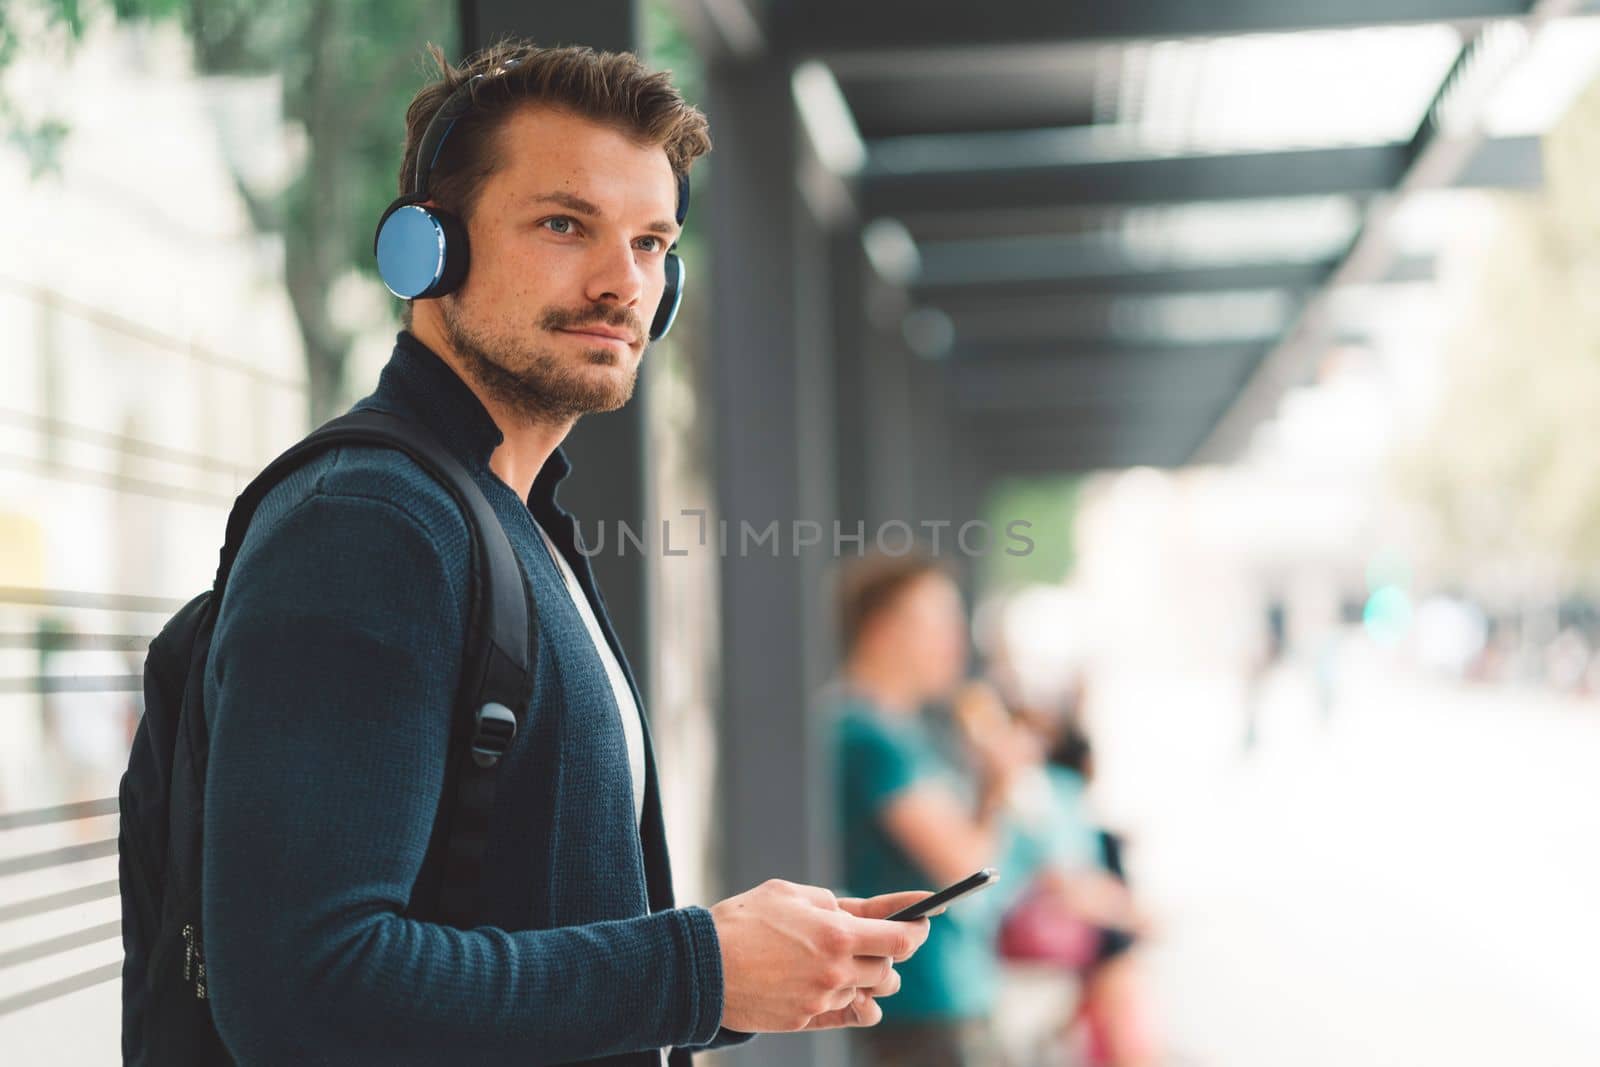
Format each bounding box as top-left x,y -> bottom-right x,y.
846,955 -> 896,990
862,964 -> 901,999
848,993 -> 884,1027
836,890 -> 934,920
804,991 -> 883,1031
803,1007 -> 854,1031
845,914 -> 929,962
821,984 -> 858,1017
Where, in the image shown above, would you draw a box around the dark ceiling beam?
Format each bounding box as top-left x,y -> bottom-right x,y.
967,423 -> 1204,454
968,432 -> 1196,475
947,339 -> 1277,363
914,253 -> 1433,300
959,402 -> 1240,438
980,449 -> 1186,476
863,136 -> 1541,217
917,260 -> 1343,300
947,348 -> 1263,412
952,375 -> 1262,474
895,208 -> 1171,244
772,0 -> 1534,54
932,286 -> 1297,347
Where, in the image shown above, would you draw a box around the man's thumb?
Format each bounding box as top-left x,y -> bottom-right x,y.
835,890 -> 934,920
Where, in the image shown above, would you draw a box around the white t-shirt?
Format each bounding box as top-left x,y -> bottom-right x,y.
532,521 -> 647,828
534,523 -> 665,1065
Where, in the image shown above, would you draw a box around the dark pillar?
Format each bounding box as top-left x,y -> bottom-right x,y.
910,358 -> 957,528
706,58 -> 843,1067
462,0 -> 636,54
458,1 -> 653,705
831,232 -> 870,532
833,235 -> 922,540
906,358 -> 985,599
861,275 -> 919,534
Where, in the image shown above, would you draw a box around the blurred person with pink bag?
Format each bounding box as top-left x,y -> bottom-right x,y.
953,681 -> 1162,1067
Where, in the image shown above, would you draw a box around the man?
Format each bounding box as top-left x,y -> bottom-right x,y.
828,552 -> 1028,1067
200,40 -> 929,1065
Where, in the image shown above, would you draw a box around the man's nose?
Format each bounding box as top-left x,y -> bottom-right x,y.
584,239 -> 645,310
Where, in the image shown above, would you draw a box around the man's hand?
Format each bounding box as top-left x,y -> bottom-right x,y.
798,891 -> 935,1029
710,882 -> 933,1033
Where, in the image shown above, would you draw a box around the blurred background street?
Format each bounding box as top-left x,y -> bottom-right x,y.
1105,662 -> 1600,1067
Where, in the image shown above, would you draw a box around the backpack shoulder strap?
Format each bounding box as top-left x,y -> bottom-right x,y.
214,408 -> 534,926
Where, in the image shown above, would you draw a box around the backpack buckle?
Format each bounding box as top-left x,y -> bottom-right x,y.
470,702 -> 517,768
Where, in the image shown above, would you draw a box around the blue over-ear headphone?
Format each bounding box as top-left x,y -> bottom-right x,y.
373,63 -> 690,342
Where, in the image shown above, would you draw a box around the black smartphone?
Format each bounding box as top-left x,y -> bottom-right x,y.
886,867 -> 1000,921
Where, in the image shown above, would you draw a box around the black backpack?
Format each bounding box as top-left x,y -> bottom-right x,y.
117,409 -> 536,1065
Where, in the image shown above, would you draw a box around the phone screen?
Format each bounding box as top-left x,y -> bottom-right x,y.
886,867 -> 999,921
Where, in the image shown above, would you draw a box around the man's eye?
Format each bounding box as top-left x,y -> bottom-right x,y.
637,236 -> 663,253
542,216 -> 576,235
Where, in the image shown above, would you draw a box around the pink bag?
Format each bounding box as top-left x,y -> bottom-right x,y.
996,886 -> 1101,970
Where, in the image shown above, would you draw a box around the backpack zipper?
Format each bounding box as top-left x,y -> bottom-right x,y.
181,922 -> 208,1000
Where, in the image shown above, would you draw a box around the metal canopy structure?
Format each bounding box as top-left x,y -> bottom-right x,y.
861,137 -> 1545,216
678,0 -> 1596,478
657,11 -> 1600,1064
771,0 -> 1542,51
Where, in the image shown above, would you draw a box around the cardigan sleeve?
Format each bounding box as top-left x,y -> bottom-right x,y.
684,1027 -> 757,1051
202,489 -> 724,1065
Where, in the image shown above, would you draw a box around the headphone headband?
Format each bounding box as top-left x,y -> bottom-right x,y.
411,66 -> 510,198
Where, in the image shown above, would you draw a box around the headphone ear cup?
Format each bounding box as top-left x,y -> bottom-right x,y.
649,252 -> 684,341
429,208 -> 470,298
374,201 -> 471,300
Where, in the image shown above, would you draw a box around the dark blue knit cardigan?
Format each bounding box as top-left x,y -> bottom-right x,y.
201,332 -> 749,1065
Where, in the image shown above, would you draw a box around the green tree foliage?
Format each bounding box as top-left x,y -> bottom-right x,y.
982,475 -> 1081,592
8,0 -> 457,424
1393,71 -> 1600,592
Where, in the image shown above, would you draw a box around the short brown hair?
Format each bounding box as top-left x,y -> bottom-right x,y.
395,39 -> 711,318
837,551 -> 951,653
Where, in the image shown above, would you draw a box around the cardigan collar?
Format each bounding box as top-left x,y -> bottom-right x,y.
373,330 -> 574,515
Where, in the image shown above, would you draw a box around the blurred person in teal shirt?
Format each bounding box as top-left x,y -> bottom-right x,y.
826,552 -> 1043,1067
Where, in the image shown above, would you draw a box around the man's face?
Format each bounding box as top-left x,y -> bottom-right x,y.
435,105 -> 679,424
880,573 -> 970,699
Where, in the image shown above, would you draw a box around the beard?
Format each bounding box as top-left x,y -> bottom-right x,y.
438,295 -> 644,425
